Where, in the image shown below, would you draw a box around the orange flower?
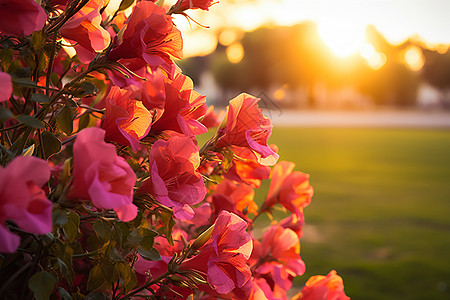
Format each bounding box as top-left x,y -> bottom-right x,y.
101,87 -> 152,151
293,270 -> 350,300
216,93 -> 279,166
264,161 -> 313,217
60,0 -> 111,63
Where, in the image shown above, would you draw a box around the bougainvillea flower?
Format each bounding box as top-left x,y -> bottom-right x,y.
264,161 -> 313,217
101,87 -> 152,151
108,1 -> 183,76
181,210 -> 253,294
201,105 -> 224,129
252,225 -> 305,292
67,127 -> 137,222
279,213 -> 305,239
0,0 -> 46,36
211,178 -> 256,220
293,270 -> 350,300
226,146 -> 271,188
138,136 -> 206,220
186,203 -> 212,226
172,0 -> 216,12
60,0 -> 111,63
216,93 -> 279,166
0,71 -> 12,102
0,156 -> 52,253
151,73 -> 207,136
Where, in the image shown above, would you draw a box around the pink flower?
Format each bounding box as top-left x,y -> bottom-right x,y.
101,87 -> 152,151
0,0 -> 46,36
210,178 -> 256,220
294,270 -> 350,300
181,211 -> 253,294
59,0 -> 111,63
264,161 -> 313,217
253,226 -> 305,292
138,136 -> 206,220
108,1 -> 183,76
0,71 -> 12,102
0,156 -> 52,253
151,73 -> 207,137
225,146 -> 271,188
67,127 -> 137,222
216,93 -> 279,166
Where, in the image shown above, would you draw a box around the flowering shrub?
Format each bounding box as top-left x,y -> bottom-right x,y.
0,1 -> 349,299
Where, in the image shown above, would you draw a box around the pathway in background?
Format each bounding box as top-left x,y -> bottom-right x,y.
267,110 -> 450,128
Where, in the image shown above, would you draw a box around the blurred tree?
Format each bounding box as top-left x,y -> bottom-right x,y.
422,49 -> 450,90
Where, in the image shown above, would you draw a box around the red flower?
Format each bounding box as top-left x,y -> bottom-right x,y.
253,226 -> 305,292
108,1 -> 182,76
0,156 -> 52,253
59,0 -> 110,63
225,146 -> 271,188
151,73 -> 207,136
101,87 -> 152,151
68,127 -> 137,222
210,178 -> 256,220
264,161 -> 313,217
181,210 -> 253,294
294,270 -> 350,300
138,136 -> 206,220
0,71 -> 12,102
0,0 -> 46,36
216,93 -> 279,166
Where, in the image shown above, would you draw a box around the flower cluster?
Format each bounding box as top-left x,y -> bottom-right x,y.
0,1 -> 349,299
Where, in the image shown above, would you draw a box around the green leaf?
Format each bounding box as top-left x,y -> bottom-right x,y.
112,222 -> 131,248
160,209 -> 175,246
0,48 -> 14,70
16,114 -> 45,128
12,77 -> 39,88
22,144 -> 35,156
137,247 -> 161,261
87,265 -> 106,291
58,287 -> 72,300
93,219 -> 111,243
63,211 -> 80,243
140,228 -> 157,251
52,208 -> 68,227
57,258 -> 71,280
31,31 -> 44,52
56,106 -> 74,135
155,0 -> 164,7
116,263 -> 137,294
101,261 -> 119,285
85,291 -> 108,300
42,131 -> 62,159
80,81 -> 98,96
31,93 -> 50,103
0,107 -> 13,122
28,271 -> 57,300
109,247 -> 125,262
78,113 -> 93,131
118,0 -> 135,12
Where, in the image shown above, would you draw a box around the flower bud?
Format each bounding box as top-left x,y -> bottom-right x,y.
191,224 -> 215,251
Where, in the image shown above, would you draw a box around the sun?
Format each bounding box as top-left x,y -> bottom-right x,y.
317,19 -> 366,58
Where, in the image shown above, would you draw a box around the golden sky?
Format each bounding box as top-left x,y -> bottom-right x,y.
173,0 -> 450,57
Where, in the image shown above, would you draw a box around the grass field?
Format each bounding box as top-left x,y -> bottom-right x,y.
257,127 -> 450,300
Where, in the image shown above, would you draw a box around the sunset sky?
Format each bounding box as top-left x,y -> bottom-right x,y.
171,0 -> 450,57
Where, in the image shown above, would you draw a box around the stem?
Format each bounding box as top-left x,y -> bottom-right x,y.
0,262 -> 33,295
121,271 -> 171,299
46,31 -> 58,96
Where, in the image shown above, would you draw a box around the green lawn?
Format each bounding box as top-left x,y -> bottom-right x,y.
262,128 -> 450,300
